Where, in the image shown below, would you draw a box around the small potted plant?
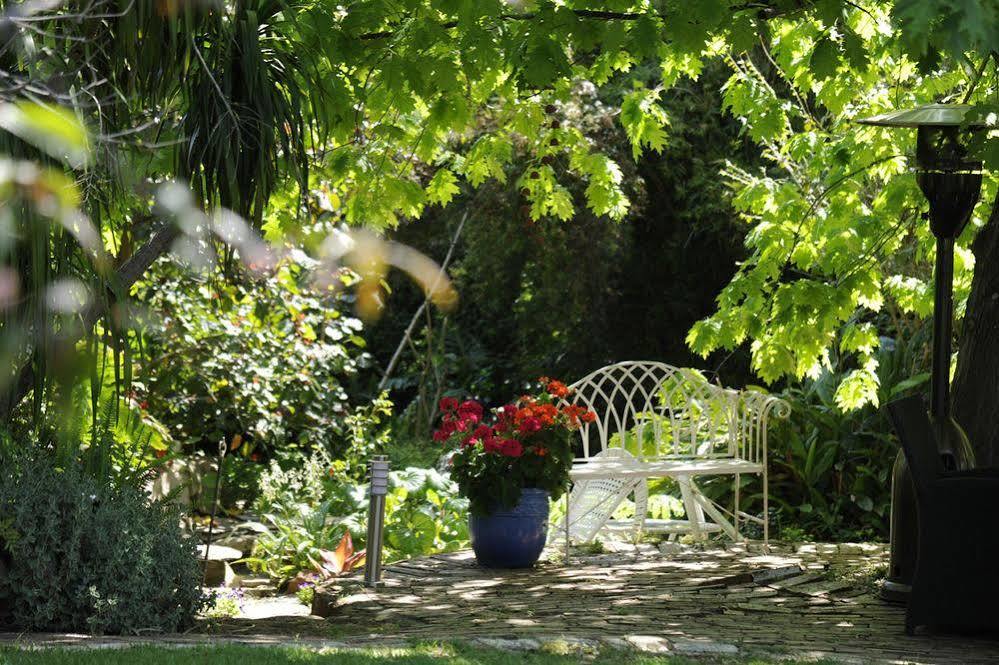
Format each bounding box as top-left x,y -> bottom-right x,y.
433,378 -> 595,568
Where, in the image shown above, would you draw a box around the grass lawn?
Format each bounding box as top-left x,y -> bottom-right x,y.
0,643 -> 832,665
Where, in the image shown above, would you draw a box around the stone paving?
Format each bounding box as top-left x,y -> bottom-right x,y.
4,541 -> 999,663
309,541 -> 999,664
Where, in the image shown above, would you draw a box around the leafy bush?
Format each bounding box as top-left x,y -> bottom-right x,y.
136,255 -> 373,457
248,453 -> 468,583
0,456 -> 205,634
766,329 -> 931,541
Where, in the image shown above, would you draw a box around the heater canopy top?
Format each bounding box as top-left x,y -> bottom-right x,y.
857,103 -> 988,129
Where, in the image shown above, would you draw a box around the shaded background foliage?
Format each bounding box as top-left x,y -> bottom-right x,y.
135,255 -> 374,458
370,63 -> 760,417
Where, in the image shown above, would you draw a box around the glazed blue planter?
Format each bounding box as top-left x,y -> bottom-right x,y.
469,488 -> 550,568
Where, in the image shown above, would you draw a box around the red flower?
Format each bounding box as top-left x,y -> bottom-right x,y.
535,446 -> 548,456
464,424 -> 494,447
439,397 -> 459,413
498,438 -> 524,457
518,417 -> 542,434
433,419 -> 457,442
457,400 -> 483,423
483,435 -> 503,454
535,403 -> 558,425
546,380 -> 571,398
497,405 -> 518,427
581,410 -> 597,423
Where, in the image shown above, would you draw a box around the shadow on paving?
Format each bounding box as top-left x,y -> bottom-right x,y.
200,541 -> 998,665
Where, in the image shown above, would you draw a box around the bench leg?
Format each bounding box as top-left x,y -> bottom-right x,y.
678,476 -> 706,540
763,466 -> 769,550
734,473 -> 741,541
688,478 -> 740,541
564,491 -> 570,565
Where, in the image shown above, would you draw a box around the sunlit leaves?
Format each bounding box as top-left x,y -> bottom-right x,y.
457,135 -> 513,187
300,1 -> 752,227
684,1 -> 999,407
835,357 -> 881,410
620,86 -> 669,159
577,153 -> 630,220
841,322 -> 879,355
425,169 -> 461,206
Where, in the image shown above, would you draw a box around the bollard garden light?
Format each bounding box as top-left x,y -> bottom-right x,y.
364,455 -> 390,587
857,103 -> 986,601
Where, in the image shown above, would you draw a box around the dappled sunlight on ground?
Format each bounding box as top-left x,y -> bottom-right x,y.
4,541 -> 998,664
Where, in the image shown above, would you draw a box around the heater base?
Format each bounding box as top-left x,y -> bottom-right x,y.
880,578 -> 911,603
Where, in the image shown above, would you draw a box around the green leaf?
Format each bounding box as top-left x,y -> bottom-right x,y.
809,37 -> 840,80
426,169 -> 461,206
840,323 -> 879,355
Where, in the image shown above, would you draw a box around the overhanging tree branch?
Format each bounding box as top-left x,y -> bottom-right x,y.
357,2 -> 802,40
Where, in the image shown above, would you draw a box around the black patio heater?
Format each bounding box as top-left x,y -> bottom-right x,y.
857,103 -> 986,602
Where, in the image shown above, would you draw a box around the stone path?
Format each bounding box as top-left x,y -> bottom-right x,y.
308,541 -> 999,664
5,541 -> 999,664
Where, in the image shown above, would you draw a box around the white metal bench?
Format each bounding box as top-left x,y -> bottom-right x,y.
557,361 -> 790,557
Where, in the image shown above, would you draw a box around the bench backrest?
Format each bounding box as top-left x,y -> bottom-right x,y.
567,361 -> 789,465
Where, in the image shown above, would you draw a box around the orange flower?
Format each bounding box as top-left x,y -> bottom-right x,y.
545,379 -> 571,398
536,403 -> 558,425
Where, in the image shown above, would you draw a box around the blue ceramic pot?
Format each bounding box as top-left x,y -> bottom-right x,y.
469,488 -> 550,568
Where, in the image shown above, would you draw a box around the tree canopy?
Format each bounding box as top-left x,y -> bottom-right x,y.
1,0 -> 998,416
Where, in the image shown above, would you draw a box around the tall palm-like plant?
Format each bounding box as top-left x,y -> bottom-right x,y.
0,0 -> 330,421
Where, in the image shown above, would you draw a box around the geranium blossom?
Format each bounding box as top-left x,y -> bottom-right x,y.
433,377 -> 598,516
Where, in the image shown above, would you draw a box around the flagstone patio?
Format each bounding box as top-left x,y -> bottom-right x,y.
5,541 -> 999,664
309,541 -> 999,664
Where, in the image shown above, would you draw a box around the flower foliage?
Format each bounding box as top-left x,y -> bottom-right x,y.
435,378 -> 595,516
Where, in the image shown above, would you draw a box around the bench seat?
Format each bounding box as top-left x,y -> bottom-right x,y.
570,456 -> 764,480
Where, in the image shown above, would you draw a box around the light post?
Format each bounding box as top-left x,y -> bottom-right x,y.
364,455 -> 390,587
857,103 -> 986,601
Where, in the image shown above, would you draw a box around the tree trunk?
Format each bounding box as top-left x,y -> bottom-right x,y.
952,191 -> 999,466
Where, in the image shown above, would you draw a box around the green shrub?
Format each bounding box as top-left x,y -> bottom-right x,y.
248,453 -> 468,583
135,255 -> 373,458
765,330 -> 931,541
0,456 -> 205,634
